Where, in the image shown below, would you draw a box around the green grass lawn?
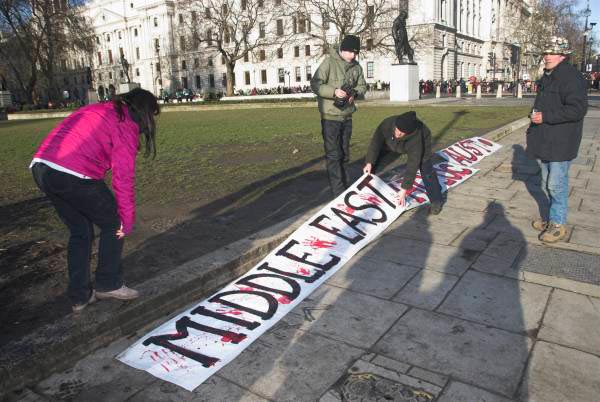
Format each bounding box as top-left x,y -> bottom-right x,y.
0,104 -> 529,208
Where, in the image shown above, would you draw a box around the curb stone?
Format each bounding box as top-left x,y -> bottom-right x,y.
0,115 -> 532,396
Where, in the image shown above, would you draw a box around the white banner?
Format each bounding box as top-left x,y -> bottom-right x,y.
117,136 -> 502,391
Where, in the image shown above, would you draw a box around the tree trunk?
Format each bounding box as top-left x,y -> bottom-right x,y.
226,61 -> 235,96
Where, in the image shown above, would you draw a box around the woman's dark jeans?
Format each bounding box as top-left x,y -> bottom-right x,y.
32,163 -> 124,304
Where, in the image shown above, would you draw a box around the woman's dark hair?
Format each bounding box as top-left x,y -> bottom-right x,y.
113,88 -> 160,158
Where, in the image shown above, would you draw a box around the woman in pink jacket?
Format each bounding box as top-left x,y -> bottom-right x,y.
31,88 -> 159,312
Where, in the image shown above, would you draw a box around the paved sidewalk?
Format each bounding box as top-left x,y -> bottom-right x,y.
6,109 -> 600,402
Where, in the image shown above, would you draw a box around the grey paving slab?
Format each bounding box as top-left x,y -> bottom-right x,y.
566,209 -> 600,228
569,226 -> 600,248
373,309 -> 532,396
495,162 -> 540,175
518,342 -> 600,402
406,367 -> 448,387
393,269 -> 459,310
414,205 -> 492,227
468,176 -> 516,190
35,337 -> 156,402
485,213 -> 544,239
437,381 -> 515,402
453,185 -> 518,201
515,245 -> 600,286
325,256 -> 419,299
438,270 -> 550,334
481,232 -> 527,264
471,254 -> 523,280
386,217 -> 467,246
127,376 -> 267,402
451,227 -> 500,252
441,193 -> 491,212
218,323 -> 364,401
538,289 -> 600,355
282,284 -> 408,348
362,236 -> 478,276
579,198 -> 600,214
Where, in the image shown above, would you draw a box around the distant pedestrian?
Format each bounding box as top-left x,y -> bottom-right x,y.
363,111 -> 443,214
527,36 -> 588,242
30,88 -> 160,312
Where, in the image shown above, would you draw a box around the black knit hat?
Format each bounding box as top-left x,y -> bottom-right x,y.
395,111 -> 419,133
340,35 -> 360,54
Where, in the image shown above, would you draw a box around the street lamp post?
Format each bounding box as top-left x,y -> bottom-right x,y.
582,0 -> 591,72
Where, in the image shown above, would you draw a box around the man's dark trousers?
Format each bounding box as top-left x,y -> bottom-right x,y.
322,119 -> 352,197
420,159 -> 443,205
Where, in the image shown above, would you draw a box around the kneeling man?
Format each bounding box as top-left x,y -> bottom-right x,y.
363,111 -> 443,214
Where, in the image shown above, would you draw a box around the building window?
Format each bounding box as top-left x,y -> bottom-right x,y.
278,68 -> 285,83
108,49 -> 113,64
97,52 -> 102,65
106,34 -> 111,42
298,17 -> 306,33
98,73 -> 102,81
182,60 -> 187,70
277,48 -> 283,59
180,36 -> 185,50
209,73 -> 215,87
194,58 -> 199,67
95,36 -> 100,44
118,31 -> 122,39
259,22 -> 265,38
154,38 -> 160,53
205,7 -> 211,18
109,72 -> 113,79
275,0 -> 281,5
295,66 -> 301,82
130,2 -> 133,8
153,17 -> 158,27
195,75 -> 201,88
182,76 -> 188,88
244,52 -> 249,62
206,29 -> 212,45
276,19 -> 284,36
135,68 -> 140,76
179,14 -> 183,24
259,49 -> 266,61
366,38 -> 373,51
305,45 -> 310,56
367,61 -> 374,78
156,63 -> 161,72
222,73 -> 227,87
191,10 -> 197,21
261,69 -> 267,84
136,47 -> 140,59
306,65 -> 312,81
158,78 -> 162,85
208,57 -> 213,66
294,46 -> 299,57
241,0 -> 247,10
134,28 -> 138,37
244,71 -> 250,85
221,55 -> 226,65
258,0 -> 263,7
119,47 -> 124,58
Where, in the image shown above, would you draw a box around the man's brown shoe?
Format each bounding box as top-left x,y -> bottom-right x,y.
532,219 -> 548,232
96,285 -> 140,300
72,290 -> 96,313
539,223 -> 567,243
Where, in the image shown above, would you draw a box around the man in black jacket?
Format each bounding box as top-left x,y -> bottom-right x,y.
363,111 -> 443,214
527,36 -> 588,243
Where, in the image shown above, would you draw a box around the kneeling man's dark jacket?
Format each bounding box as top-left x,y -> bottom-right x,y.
527,60 -> 588,161
365,116 -> 433,190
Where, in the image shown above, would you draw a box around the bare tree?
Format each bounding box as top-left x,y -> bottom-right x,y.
0,0 -> 45,103
509,0 -> 583,79
177,0 -> 294,96
0,0 -> 94,103
283,0 -> 398,57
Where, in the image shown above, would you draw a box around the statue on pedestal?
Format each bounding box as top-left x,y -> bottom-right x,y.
392,10 -> 415,64
120,55 -> 131,84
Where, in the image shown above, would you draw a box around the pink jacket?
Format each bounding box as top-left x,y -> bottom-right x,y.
34,102 -> 140,234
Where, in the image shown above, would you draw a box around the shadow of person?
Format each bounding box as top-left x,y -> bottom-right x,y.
511,144 -> 547,222
442,201 -> 533,400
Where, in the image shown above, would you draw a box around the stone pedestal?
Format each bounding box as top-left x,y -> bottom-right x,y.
389,64 -> 419,102
476,84 -> 482,99
517,84 -> 523,99
118,82 -> 140,94
436,85 -> 441,98
496,85 -> 503,98
455,85 -> 461,98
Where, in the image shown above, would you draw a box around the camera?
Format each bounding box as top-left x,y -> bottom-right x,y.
333,84 -> 358,109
